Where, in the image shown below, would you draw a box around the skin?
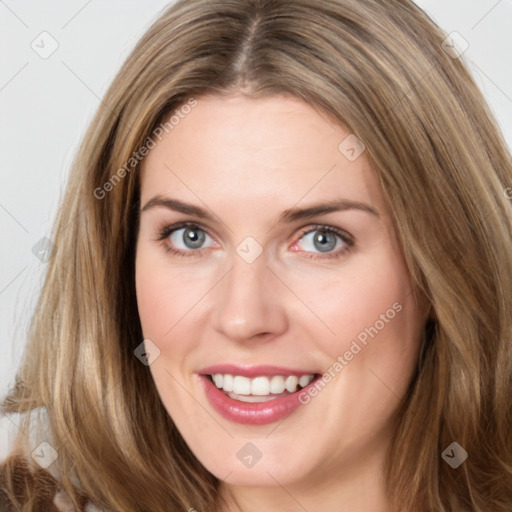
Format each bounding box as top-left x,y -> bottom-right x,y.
135,93 -> 429,512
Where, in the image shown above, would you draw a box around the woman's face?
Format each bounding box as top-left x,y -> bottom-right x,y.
135,93 -> 428,492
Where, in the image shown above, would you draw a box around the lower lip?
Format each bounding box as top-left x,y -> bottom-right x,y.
200,375 -> 318,425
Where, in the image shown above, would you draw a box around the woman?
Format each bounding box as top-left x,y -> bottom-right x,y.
1,0 -> 511,510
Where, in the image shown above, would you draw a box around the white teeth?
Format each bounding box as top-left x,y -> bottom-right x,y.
227,392 -> 280,403
233,376 -> 251,395
285,375 -> 299,393
299,375 -> 312,387
212,374 -> 223,388
210,373 -> 315,397
251,376 -> 270,396
223,374 -> 233,392
270,375 -> 286,394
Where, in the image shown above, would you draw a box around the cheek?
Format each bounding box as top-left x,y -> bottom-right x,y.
135,256 -> 172,340
135,246 -> 219,389
291,251 -> 415,357
135,247 -> 205,341
317,256 -> 424,429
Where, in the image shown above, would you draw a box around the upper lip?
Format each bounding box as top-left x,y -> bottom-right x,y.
198,364 -> 320,378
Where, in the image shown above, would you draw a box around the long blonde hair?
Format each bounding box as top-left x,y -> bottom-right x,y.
2,0 -> 512,510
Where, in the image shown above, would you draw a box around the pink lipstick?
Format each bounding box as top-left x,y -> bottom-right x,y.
198,364 -> 321,425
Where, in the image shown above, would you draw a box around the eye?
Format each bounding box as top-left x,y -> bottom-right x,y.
170,226 -> 213,250
157,222 -> 216,256
292,225 -> 353,258
156,222 -> 353,259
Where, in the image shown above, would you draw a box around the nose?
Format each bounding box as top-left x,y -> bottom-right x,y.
211,252 -> 289,343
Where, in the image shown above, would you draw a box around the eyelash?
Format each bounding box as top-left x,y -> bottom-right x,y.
156,221 -> 354,260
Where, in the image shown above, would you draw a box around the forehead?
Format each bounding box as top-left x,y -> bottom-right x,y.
139,94 -> 386,219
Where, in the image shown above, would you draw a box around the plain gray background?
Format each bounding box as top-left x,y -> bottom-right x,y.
1,0 -> 512,400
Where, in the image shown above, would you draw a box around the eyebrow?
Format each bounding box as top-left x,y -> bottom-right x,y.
279,198 -> 380,222
140,195 -> 380,222
140,196 -> 217,221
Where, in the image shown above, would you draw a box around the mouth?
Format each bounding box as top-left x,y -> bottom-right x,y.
198,365 -> 322,425
206,373 -> 319,402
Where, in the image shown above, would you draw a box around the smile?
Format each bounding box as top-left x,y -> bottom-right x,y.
198,365 -> 321,425
210,373 -> 315,402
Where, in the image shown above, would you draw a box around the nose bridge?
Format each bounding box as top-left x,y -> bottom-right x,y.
228,255 -> 265,302
212,250 -> 287,341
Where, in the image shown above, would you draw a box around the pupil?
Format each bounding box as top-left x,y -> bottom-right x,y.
314,231 -> 336,252
183,228 -> 205,249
